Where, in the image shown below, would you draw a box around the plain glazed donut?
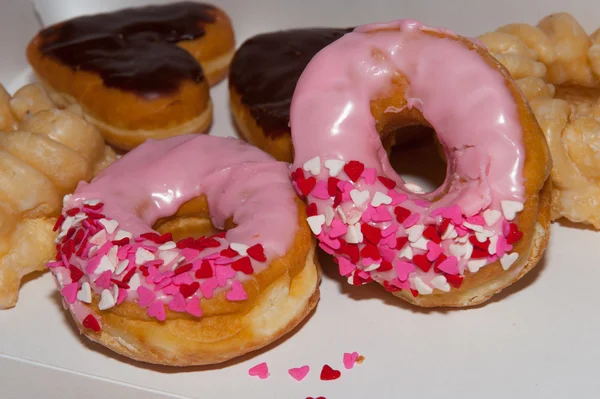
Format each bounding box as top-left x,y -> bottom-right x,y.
26,2 -> 235,151
290,20 -> 552,307
49,134 -> 320,366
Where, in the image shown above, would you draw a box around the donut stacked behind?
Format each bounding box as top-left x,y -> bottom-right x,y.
27,2 -> 235,151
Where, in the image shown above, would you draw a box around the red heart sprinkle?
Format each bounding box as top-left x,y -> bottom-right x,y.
232,257 -> 254,274
506,223 -> 523,245
423,225 -> 441,244
320,364 -> 341,380
306,203 -> 318,217
247,244 -> 266,262
413,254 -> 431,272
378,176 -> 397,189
343,160 -> 365,182
297,176 -> 317,196
433,253 -> 448,273
82,314 -> 101,332
383,280 -> 401,292
445,273 -> 464,288
360,243 -> 381,261
438,218 -> 451,236
174,263 -> 193,275
378,260 -> 393,271
69,266 -> 84,282
179,282 -> 199,298
411,289 -> 419,297
176,237 -> 194,249
338,241 -> 360,263
333,192 -> 342,208
327,177 -> 341,196
469,236 -> 489,251
220,247 -> 239,258
361,224 -> 382,244
291,167 -> 304,181
195,260 -> 214,279
352,271 -> 372,286
394,206 -> 411,223
396,236 -> 409,251
471,248 -> 488,259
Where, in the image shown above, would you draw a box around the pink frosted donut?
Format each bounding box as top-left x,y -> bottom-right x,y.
48,134 -> 319,366
290,20 -> 551,307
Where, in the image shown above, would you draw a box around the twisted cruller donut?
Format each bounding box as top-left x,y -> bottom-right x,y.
480,13 -> 600,228
0,83 -> 115,309
49,135 -> 319,366
290,20 -> 551,307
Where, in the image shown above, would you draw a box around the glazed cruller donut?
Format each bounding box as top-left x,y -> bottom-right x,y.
49,134 -> 319,366
290,20 -> 552,307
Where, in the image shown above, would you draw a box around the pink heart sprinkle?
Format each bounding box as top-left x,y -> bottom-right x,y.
180,248 -> 200,261
117,244 -> 130,260
168,293 -> 187,312
248,362 -> 270,379
361,168 -> 377,185
84,256 -> 101,274
319,234 -> 341,250
455,226 -> 468,237
437,256 -> 459,275
372,206 -> 393,222
288,365 -> 310,381
357,270 -> 370,280
380,234 -> 397,249
388,189 -> 408,205
390,278 -> 410,290
116,288 -> 128,305
226,281 -> 248,301
466,215 -> 485,225
379,246 -> 395,262
361,205 -> 375,223
216,265 -> 236,286
394,260 -> 415,281
311,181 -> 331,200
426,241 -> 443,261
162,284 -> 180,295
502,219 -> 511,236
319,242 -> 336,255
403,213 -> 420,228
442,204 -> 463,224
495,235 -> 511,257
338,181 -> 354,201
338,257 -> 356,276
328,219 -> 347,238
185,295 -> 203,317
173,272 -> 194,286
343,352 -> 359,369
61,282 -> 79,304
362,257 -> 379,267
137,286 -> 156,308
147,300 -> 166,321
94,270 -> 112,290
381,224 -> 398,237
200,278 -> 218,299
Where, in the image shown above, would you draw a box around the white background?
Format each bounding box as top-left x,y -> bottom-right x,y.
1,0 -> 599,398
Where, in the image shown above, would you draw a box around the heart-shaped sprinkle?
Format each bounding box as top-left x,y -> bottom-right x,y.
232,257 -> 254,275
403,213 -> 420,228
361,168 -> 377,185
430,275 -> 450,292
303,156 -> 321,175
371,191 -> 392,207
248,362 -> 270,379
297,176 -> 316,196
61,282 -> 79,304
501,200 -> 524,221
500,252 -> 519,270
226,281 -> 248,301
137,286 -> 156,308
306,203 -> 318,217
411,236 -> 429,250
398,245 -> 413,260
413,254 -> 431,272
378,176 -> 397,189
179,281 -> 199,298
82,314 -> 101,332
247,244 -> 266,262
98,289 -> 115,310
437,256 -> 459,275
324,206 -> 335,226
394,206 -> 411,223
344,160 -> 365,182
361,224 -> 381,244
114,230 -> 133,241
311,181 -> 331,200
114,259 -> 129,276
307,214 -> 326,235
467,259 -> 487,273
185,295 -> 203,317
94,270 -> 112,290
327,177 -> 341,197
69,265 -> 84,282
442,204 -> 463,224
77,282 -> 92,303
230,243 -> 249,256
405,224 -> 425,242
413,276 -> 433,295
343,352 -> 359,369
94,255 -> 115,275
505,223 -> 523,245
344,223 -> 363,244
445,273 -> 464,288
338,257 -> 356,276
360,243 -> 381,261
195,260 -> 214,279
483,209 -> 501,226
320,364 -> 341,381
216,266 -> 236,286
372,206 -> 393,223
350,189 -> 370,207
426,241 -> 443,261
339,241 -> 360,263
128,273 -> 141,290
288,365 -> 310,381
394,260 -> 415,281
147,300 -> 166,321
379,245 -> 395,261
324,159 -> 345,177
168,293 -> 187,312
329,219 -> 347,238
423,225 -> 441,244
135,247 -> 155,266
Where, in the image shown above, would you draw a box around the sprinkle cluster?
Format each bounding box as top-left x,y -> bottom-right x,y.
291,157 -> 524,296
49,197 -> 266,332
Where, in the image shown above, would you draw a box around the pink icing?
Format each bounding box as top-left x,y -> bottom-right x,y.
48,135 -> 299,327
290,20 -> 526,295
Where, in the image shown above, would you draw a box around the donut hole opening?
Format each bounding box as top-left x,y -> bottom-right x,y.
152,196 -> 235,241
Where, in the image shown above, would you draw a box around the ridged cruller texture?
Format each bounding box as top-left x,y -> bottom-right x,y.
0,82 -> 116,309
480,13 -> 600,228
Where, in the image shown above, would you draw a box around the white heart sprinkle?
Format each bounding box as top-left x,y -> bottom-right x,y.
76,282 -> 92,303
128,273 -> 141,290
463,221 -> 484,233
111,284 -> 119,302
405,224 -> 425,243
158,241 -> 177,251
371,191 -> 392,207
99,218 -> 119,234
350,189 -> 370,207
114,230 -> 133,241
98,289 -> 115,310
463,242 -> 474,260
159,251 -> 179,266
95,255 -> 115,275
346,209 -> 363,225
404,183 -> 424,193
488,236 -> 498,255
230,242 -> 249,255
430,275 -> 451,292
483,209 -> 501,226
441,224 -> 457,240
501,200 -> 524,221
135,248 -> 155,266
114,259 -> 130,276
83,198 -> 99,206
413,276 -> 433,295
89,230 -> 107,246
336,206 -> 347,223
363,263 -> 380,272
107,245 -> 118,266
411,236 -> 429,250
475,230 -> 493,242
449,244 -> 464,258
398,245 -> 413,260
325,206 -> 335,226
345,223 -> 363,244
500,252 -> 519,270
306,215 -> 326,235
303,156 -> 321,175
456,235 -> 469,243
324,159 -> 345,177
467,259 -> 487,273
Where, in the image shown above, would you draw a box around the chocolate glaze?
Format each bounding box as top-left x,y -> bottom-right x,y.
37,2 -> 217,98
230,28 -> 352,137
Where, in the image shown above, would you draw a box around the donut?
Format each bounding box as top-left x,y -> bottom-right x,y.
49,134 -> 320,366
0,83 -> 115,309
26,2 -> 235,151
289,20 -> 552,307
480,13 -> 600,228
